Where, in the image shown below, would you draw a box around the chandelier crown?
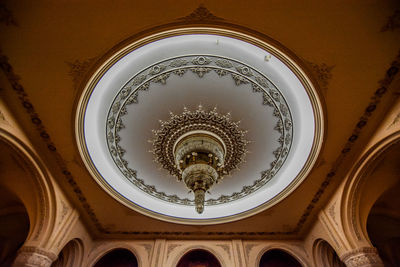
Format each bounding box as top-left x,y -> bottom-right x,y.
151,106 -> 248,213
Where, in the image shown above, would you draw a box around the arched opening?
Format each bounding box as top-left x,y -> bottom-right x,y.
0,134 -> 55,257
313,239 -> 345,267
93,249 -> 138,267
51,239 -> 84,267
342,135 -> 400,254
259,249 -> 302,267
177,249 -> 221,267
0,187 -> 29,267
367,182 -> 400,266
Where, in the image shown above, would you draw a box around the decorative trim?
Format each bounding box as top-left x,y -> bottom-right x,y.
152,106 -> 247,180
18,246 -> 58,261
178,4 -> 224,22
2,5 -> 397,234
0,52 -> 106,233
154,242 -> 161,267
216,244 -> 231,259
348,133 -> 400,241
236,243 -> 243,267
381,9 -> 400,32
167,244 -> 182,256
293,51 -> 400,233
105,55 -> 292,205
59,200 -> 69,225
244,244 -> 258,261
2,131 -> 48,241
66,57 -> 97,90
139,243 -> 152,261
341,247 -> 383,267
0,110 -> 7,124
76,27 -> 324,225
327,200 -> 337,225
305,60 -> 334,92
388,112 -> 400,128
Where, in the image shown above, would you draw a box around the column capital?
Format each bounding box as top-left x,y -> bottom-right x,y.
13,246 -> 57,267
341,247 -> 383,267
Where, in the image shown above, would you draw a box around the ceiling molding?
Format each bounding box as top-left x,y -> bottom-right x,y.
1,3 -> 399,235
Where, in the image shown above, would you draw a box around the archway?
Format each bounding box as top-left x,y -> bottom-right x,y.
93,249 -> 138,267
341,133 -> 400,249
0,130 -> 56,250
0,187 -> 29,267
177,249 -> 221,267
313,239 -> 345,267
259,249 -> 302,267
367,182 -> 400,266
51,239 -> 84,267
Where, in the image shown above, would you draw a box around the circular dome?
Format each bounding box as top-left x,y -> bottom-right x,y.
75,27 -> 324,224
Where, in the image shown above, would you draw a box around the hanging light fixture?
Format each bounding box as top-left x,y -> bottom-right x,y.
151,106 -> 248,213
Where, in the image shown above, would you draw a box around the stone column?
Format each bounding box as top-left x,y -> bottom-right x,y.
13,246 -> 57,267
341,247 -> 384,267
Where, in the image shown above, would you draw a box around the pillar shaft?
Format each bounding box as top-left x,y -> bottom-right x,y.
341,247 -> 383,267
13,246 -> 57,267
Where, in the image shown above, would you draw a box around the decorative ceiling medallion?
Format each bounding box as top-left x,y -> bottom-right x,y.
75,27 -> 324,224
106,55 -> 293,206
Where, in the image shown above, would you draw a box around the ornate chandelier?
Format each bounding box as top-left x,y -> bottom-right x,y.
151,106 -> 248,213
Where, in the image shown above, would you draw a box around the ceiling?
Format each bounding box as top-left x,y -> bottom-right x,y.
77,32 -> 322,223
0,0 -> 399,239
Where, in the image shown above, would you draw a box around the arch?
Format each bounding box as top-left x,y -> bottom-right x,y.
313,239 -> 345,267
258,248 -> 302,267
367,182 -> 400,266
88,243 -> 141,267
176,249 -> 221,267
341,131 -> 400,247
92,248 -> 138,267
0,129 -> 57,247
0,187 -> 30,266
255,245 -> 307,267
171,246 -> 226,267
51,238 -> 84,267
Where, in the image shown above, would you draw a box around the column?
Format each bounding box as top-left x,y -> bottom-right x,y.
341,247 -> 383,267
13,246 -> 57,267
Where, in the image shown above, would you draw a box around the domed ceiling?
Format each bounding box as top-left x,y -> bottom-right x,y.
76,28 -> 324,224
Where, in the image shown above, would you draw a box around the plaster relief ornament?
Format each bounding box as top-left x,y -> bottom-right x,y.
76,29 -> 324,224
151,105 -> 249,213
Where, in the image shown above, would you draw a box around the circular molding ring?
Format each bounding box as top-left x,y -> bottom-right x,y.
75,26 -> 325,225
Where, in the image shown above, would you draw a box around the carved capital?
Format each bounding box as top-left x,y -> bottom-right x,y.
13,246 -> 57,267
341,247 -> 383,267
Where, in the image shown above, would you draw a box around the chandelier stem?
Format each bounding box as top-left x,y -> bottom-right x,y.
194,189 -> 205,214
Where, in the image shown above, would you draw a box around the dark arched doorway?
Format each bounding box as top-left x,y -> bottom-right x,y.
367,182 -> 400,267
177,249 -> 221,267
93,249 -> 138,267
0,187 -> 30,267
259,249 -> 302,267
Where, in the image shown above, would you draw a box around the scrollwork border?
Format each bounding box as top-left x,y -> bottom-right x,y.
105,54 -> 293,206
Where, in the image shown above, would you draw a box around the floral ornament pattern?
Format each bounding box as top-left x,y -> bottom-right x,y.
106,55 -> 293,206
151,106 -> 249,179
